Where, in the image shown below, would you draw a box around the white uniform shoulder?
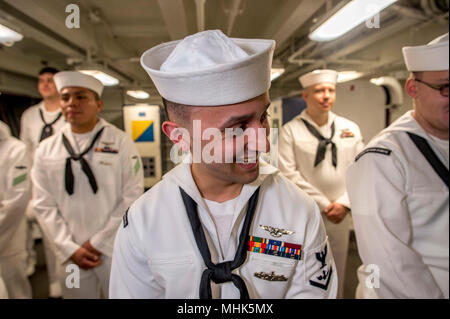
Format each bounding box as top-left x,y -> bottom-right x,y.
119,176 -> 174,241
1,135 -> 27,156
262,171 -> 326,244
282,114 -> 302,130
33,129 -> 64,159
282,113 -> 362,133
101,121 -> 131,144
334,114 -> 361,131
34,121 -> 128,157
354,112 -> 419,164
270,171 -> 320,216
21,103 -> 41,121
279,115 -> 303,141
125,165 -> 322,234
131,177 -> 166,212
351,135 -> 404,183
367,130 -> 401,151
102,122 -> 126,136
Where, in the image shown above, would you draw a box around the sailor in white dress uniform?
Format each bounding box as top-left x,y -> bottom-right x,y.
346,33 -> 449,298
0,121 -> 32,298
278,69 -> 364,298
20,67 -> 65,297
110,30 -> 338,299
32,71 -> 144,298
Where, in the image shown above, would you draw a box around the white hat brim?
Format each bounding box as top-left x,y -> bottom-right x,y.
299,69 -> 338,88
54,71 -> 104,97
402,39 -> 449,72
141,38 -> 275,106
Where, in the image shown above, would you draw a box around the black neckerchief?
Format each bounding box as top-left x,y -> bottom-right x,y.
62,127 -> 105,195
179,187 -> 260,299
302,118 -> 337,167
407,132 -> 449,188
39,108 -> 62,142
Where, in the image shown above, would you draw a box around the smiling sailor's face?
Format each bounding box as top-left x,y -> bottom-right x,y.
189,92 -> 271,185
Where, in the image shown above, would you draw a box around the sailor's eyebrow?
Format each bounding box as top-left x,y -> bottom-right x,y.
219,114 -> 253,129
218,103 -> 271,129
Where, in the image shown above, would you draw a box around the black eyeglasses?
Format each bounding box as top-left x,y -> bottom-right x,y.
414,78 -> 449,97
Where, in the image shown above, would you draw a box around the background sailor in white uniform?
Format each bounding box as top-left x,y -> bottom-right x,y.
20,67 -> 65,158
32,71 -> 144,299
110,30 -> 338,299
278,70 -> 364,298
346,33 -> 449,299
0,120 -> 32,298
20,67 -> 65,297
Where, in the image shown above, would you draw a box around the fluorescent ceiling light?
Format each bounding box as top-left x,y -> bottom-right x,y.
127,90 -> 150,99
338,71 -> 364,83
271,68 -> 285,81
0,23 -> 23,45
79,70 -> 119,86
309,0 -> 397,42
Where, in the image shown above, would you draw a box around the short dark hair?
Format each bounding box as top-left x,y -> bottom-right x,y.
412,71 -> 423,80
38,67 -> 59,76
91,90 -> 101,101
162,98 -> 191,123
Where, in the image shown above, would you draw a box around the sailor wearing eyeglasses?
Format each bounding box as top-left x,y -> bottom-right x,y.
346,33 -> 449,299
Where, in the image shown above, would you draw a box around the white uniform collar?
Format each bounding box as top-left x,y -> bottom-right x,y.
300,110 -> 336,129
382,110 -> 437,143
164,158 -> 277,262
61,118 -> 109,154
38,101 -> 61,115
163,157 -> 276,214
37,101 -> 46,112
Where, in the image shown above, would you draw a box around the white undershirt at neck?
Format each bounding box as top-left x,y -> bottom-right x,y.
72,130 -> 96,152
204,196 -> 239,256
40,105 -> 61,123
429,134 -> 449,167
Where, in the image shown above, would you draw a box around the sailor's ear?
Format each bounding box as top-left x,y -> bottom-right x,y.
405,77 -> 418,99
162,121 -> 190,151
302,89 -> 309,100
96,99 -> 103,113
162,121 -> 179,141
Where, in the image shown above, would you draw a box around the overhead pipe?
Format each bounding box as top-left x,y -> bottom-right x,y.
287,41 -> 316,65
283,16 -> 418,83
421,0 -> 449,16
226,0 -> 243,36
195,0 -> 206,32
391,4 -> 428,20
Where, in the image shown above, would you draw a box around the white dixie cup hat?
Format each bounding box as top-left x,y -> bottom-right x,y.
53,71 -> 104,97
140,29 -> 276,106
402,33 -> 449,72
298,69 -> 339,88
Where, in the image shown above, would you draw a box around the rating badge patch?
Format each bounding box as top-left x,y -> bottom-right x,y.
306,238 -> 334,291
